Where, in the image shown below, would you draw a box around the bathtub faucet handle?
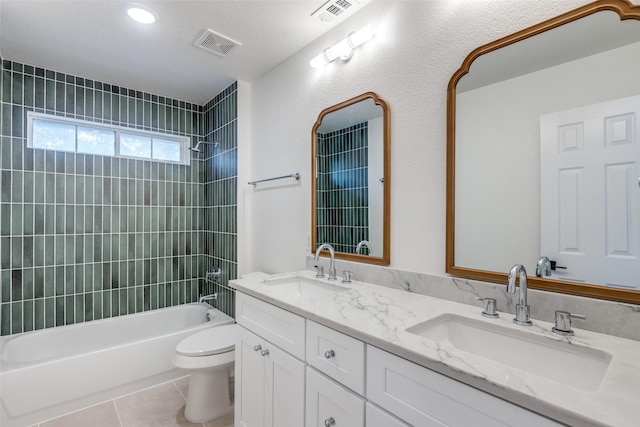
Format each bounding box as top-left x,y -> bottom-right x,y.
205,268 -> 221,282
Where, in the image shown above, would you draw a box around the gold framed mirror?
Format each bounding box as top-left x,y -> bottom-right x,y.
311,92 -> 390,265
446,0 -> 640,303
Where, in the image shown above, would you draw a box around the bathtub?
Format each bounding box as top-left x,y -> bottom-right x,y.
0,303 -> 234,427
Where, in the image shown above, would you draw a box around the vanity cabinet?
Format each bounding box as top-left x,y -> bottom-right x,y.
366,402 -> 411,427
235,293 -> 305,427
306,320 -> 367,427
306,320 -> 365,395
235,291 -> 563,427
367,345 -> 563,427
306,366 -> 365,427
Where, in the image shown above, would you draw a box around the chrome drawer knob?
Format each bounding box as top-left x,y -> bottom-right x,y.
261,349 -> 270,356
324,350 -> 335,359
253,345 -> 262,351
324,417 -> 335,427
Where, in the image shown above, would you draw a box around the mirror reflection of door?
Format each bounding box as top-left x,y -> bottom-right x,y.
540,95 -> 640,289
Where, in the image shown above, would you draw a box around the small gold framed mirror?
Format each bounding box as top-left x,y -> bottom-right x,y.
311,92 -> 390,265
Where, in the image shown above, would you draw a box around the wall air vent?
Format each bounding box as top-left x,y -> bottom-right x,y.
312,0 -> 369,23
194,29 -> 242,57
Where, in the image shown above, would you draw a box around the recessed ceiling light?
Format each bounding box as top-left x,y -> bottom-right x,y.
127,4 -> 157,24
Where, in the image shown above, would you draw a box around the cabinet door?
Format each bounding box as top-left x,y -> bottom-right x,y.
367,345 -> 563,427
236,292 -> 306,359
265,342 -> 306,427
306,320 -> 366,395
235,327 -> 267,427
306,367 -> 365,427
366,402 -> 411,427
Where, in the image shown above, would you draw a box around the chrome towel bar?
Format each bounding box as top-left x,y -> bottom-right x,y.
248,172 -> 300,186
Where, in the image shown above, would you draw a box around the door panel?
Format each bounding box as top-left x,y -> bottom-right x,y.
541,95 -> 640,289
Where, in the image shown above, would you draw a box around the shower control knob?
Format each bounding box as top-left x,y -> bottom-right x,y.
253,345 -> 262,352
261,349 -> 270,357
324,350 -> 335,359
324,417 -> 336,427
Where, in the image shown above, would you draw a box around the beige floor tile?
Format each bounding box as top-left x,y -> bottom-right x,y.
39,402 -> 121,427
203,412 -> 234,427
115,382 -> 198,427
173,375 -> 191,399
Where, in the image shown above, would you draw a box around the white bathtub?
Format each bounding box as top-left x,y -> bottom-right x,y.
0,303 -> 234,427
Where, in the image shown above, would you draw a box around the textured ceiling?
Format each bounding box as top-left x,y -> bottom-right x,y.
0,0 -> 369,104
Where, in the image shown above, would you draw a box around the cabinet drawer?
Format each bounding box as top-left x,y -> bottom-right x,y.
367,345 -> 562,427
306,367 -> 365,427
235,292 -> 305,359
365,402 -> 410,427
306,321 -> 365,394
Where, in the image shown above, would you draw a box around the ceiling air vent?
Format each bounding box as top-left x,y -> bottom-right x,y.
312,0 -> 359,23
194,29 -> 242,57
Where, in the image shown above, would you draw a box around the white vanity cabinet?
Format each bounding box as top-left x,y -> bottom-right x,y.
305,320 -> 367,427
367,345 -> 563,427
366,402 -> 411,427
235,293 -> 305,427
306,366 -> 365,427
234,290 -> 564,427
306,320 -> 366,395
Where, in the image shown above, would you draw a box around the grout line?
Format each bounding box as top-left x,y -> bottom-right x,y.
111,400 -> 124,427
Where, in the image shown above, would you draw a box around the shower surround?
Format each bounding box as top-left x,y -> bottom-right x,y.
0,59 -> 238,335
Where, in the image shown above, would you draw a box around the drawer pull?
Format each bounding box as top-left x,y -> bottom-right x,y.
261,349 -> 270,357
253,345 -> 262,351
324,350 -> 336,359
324,417 -> 335,427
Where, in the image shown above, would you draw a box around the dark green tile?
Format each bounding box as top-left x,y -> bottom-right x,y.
45,297 -> 55,327
65,295 -> 74,324
11,301 -> 23,333
34,298 -> 45,330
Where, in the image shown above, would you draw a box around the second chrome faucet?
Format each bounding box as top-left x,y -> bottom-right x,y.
507,264 -> 532,326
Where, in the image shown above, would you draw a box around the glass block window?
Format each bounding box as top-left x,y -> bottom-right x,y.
27,112 -> 189,164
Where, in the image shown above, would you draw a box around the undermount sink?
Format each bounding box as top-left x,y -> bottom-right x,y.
406,313 -> 611,390
263,276 -> 349,298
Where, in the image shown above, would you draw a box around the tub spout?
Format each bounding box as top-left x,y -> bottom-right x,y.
199,293 -> 218,304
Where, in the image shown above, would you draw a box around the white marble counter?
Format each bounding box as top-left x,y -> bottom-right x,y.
230,271 -> 640,427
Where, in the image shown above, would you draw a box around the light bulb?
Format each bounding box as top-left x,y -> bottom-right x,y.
329,39 -> 353,61
310,53 -> 327,69
348,25 -> 374,48
309,24 -> 374,68
127,4 -> 156,24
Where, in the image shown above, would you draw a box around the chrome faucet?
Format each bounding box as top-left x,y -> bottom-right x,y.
507,264 -> 532,326
199,293 -> 217,304
314,243 -> 337,280
535,256 -> 551,277
355,240 -> 372,254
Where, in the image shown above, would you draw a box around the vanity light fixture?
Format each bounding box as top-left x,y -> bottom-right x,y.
310,25 -> 374,68
127,3 -> 157,24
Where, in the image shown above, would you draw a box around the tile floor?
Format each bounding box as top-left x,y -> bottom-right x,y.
33,376 -> 234,427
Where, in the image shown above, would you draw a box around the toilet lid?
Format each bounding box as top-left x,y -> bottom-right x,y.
176,324 -> 236,356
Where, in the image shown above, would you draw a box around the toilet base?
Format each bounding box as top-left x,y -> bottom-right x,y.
184,370 -> 232,423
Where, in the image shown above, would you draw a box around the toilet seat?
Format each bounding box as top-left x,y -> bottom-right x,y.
176,324 -> 236,357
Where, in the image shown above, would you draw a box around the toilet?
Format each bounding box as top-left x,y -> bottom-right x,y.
173,324 -> 236,423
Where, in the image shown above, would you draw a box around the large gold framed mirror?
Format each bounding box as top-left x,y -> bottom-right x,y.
311,92 -> 390,265
447,0 -> 640,303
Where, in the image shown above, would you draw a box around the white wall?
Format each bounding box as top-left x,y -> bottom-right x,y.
242,0 -> 624,275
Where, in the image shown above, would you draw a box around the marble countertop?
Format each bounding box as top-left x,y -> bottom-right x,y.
230,270 -> 640,427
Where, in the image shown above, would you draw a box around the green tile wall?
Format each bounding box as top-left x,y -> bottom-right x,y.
316,122 -> 369,254
0,59 -> 238,335
201,83 -> 238,319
